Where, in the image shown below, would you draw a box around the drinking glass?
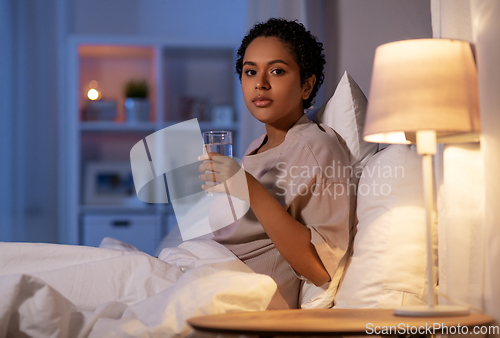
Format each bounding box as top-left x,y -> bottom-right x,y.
202,131 -> 233,195
203,131 -> 233,158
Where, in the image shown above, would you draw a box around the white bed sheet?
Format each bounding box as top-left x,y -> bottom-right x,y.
0,240 -> 276,337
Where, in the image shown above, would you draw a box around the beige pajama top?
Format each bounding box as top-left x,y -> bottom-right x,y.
213,114 -> 351,309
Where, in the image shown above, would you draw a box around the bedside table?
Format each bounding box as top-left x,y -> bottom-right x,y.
188,308 -> 494,337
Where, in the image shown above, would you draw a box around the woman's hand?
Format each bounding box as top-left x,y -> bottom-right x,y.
198,153 -> 249,202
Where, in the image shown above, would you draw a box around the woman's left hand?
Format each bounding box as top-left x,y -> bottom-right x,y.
198,153 -> 248,201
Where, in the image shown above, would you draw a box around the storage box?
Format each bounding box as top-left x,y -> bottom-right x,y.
83,100 -> 117,121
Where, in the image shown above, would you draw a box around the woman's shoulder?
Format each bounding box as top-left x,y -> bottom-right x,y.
290,116 -> 350,165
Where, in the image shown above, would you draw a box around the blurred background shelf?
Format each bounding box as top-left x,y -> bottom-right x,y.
79,121 -> 240,132
63,36 -> 242,253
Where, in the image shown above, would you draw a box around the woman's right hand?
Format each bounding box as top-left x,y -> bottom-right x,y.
198,153 -> 250,203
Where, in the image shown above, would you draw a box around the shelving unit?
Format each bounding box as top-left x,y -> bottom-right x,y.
60,36 -> 242,254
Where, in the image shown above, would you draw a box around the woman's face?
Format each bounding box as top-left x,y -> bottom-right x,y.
241,36 -> 314,128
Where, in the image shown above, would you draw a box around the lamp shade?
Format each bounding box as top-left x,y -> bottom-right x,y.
363,39 -> 480,144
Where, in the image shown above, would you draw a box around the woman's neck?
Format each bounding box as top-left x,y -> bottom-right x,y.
257,113 -> 304,154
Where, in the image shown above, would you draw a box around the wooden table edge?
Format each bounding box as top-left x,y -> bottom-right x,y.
187,309 -> 495,336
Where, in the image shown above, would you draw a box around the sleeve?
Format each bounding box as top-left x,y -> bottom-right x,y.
288,175 -> 351,282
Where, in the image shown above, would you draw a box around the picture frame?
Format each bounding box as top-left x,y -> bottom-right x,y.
84,162 -> 137,205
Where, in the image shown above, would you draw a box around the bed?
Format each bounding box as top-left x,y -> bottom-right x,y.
0,72 -> 431,337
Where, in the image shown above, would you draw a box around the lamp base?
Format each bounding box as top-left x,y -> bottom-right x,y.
394,305 -> 470,317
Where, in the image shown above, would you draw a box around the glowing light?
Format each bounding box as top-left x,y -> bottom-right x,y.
88,88 -> 100,100
364,131 -> 410,144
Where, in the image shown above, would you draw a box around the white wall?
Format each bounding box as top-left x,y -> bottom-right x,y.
71,0 -> 247,42
431,0 -> 484,316
431,0 -> 500,327
324,0 -> 432,98
473,0 -> 500,329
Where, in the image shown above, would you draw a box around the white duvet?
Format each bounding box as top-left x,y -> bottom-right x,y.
0,239 -> 277,337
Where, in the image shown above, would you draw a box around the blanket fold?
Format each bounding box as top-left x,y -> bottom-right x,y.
0,240 -> 276,337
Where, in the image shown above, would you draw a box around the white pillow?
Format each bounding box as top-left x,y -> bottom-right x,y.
311,71 -> 378,168
300,72 -> 378,309
334,144 -> 433,308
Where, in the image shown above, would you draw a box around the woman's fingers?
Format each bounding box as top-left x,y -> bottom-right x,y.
199,160 -> 215,173
198,152 -> 224,162
199,160 -> 225,174
199,171 -> 223,183
198,154 -> 237,171
198,152 -> 211,161
198,153 -> 242,192
197,154 -> 249,203
201,182 -> 225,194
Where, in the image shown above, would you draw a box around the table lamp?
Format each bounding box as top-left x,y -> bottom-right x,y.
363,39 -> 480,316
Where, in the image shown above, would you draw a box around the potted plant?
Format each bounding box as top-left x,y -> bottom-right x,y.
124,80 -> 151,122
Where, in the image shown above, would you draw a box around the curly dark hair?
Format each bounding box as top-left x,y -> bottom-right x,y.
236,18 -> 325,110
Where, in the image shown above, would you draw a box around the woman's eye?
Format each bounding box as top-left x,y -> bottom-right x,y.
244,69 -> 257,76
271,68 -> 285,75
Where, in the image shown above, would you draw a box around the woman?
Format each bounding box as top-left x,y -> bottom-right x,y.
199,18 -> 350,309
